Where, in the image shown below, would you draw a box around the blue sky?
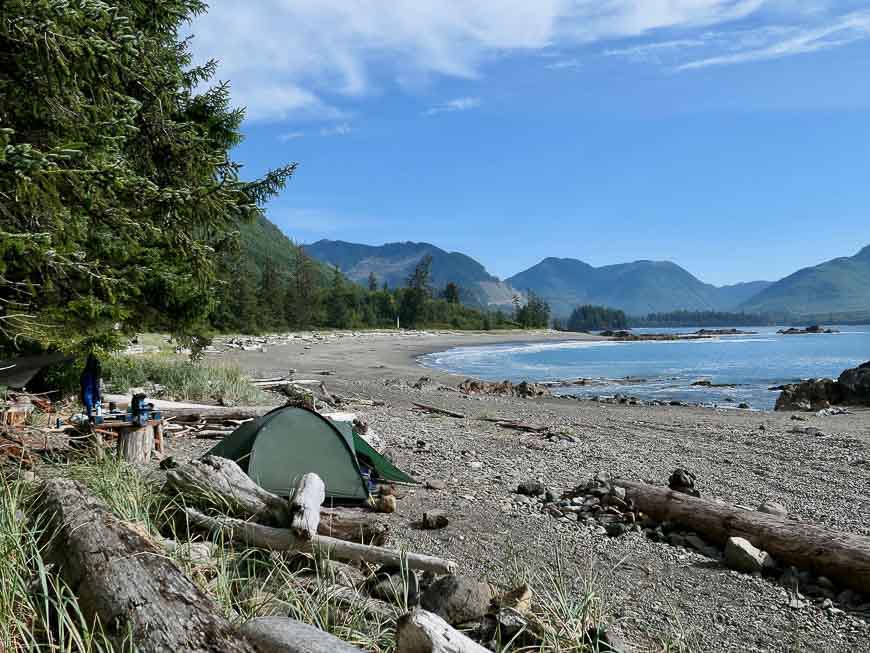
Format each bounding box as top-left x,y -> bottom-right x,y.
190,1 -> 870,286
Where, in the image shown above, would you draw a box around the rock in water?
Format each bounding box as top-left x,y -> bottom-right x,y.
724,537 -> 774,574
774,378 -> 844,411
420,575 -> 493,625
838,361 -> 870,404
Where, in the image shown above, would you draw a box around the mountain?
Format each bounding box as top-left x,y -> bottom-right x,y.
739,246 -> 870,318
714,280 -> 774,308
304,240 -> 518,307
239,215 -> 331,284
508,257 -> 771,317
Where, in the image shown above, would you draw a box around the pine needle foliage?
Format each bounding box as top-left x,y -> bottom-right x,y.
0,0 -> 296,352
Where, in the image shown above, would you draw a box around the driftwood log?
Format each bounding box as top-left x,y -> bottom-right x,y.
165,455 -> 289,525
615,479 -> 870,593
39,479 -> 257,652
396,608 -> 490,653
185,508 -> 456,574
240,617 -> 362,653
166,457 -> 388,543
290,473 -> 326,539
320,508 -> 389,545
412,402 -> 465,419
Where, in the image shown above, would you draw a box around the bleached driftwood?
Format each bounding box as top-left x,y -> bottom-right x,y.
165,456 -> 289,525
396,608 -> 490,653
290,473 -> 326,539
240,617 -> 362,653
39,479 -> 257,653
184,508 -> 456,574
615,479 -> 870,593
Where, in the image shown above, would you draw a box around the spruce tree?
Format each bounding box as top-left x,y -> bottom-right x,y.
0,0 -> 295,352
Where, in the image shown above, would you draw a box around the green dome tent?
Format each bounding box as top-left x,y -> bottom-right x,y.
206,406 -> 415,501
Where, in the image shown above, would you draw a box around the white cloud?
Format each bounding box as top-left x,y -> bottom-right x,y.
188,2 -> 865,120
279,131 -> 304,142
320,123 -> 353,136
677,9 -> 870,69
423,97 -> 482,116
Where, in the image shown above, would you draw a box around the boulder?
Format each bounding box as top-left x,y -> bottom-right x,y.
774,378 -> 844,411
724,537 -> 774,574
420,575 -> 493,625
838,361 -> 870,405
367,566 -> 420,605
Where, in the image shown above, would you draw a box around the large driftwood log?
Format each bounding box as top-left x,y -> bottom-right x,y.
240,617 -> 362,653
291,473 -> 326,539
615,479 -> 870,593
320,508 -> 389,545
167,457 -> 388,543
185,508 -> 456,574
103,394 -> 275,421
116,426 -> 153,463
165,455 -> 289,525
295,577 -> 397,622
396,608 -> 490,653
39,479 -> 257,653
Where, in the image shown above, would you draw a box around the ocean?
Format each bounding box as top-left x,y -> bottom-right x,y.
419,326 -> 870,410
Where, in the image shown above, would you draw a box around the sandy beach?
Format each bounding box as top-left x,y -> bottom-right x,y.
201,329 -> 870,651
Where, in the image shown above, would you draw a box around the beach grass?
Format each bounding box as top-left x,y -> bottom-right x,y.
102,354 -> 271,406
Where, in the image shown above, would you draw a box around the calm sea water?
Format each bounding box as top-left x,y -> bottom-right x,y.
419,326 -> 870,410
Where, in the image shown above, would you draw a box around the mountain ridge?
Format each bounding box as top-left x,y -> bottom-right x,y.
304,239 -> 518,307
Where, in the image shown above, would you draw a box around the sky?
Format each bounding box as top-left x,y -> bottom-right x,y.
189,1 -> 870,286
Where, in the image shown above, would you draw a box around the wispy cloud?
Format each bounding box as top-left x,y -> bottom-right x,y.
677,10 -> 870,70
320,123 -> 353,136
278,131 -> 304,142
423,96 -> 481,116
189,1 -> 783,121
605,39 -> 708,63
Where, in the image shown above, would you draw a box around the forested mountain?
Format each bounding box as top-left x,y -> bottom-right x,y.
507,257 -> 766,318
739,246 -> 870,318
304,240 -> 518,307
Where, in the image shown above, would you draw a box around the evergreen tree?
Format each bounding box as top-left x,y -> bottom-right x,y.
0,0 -> 295,352
367,272 -> 378,292
400,256 -> 432,327
443,282 -> 461,304
326,267 -> 352,328
257,257 -> 284,330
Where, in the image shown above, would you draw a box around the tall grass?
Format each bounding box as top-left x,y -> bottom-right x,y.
102,354 -> 270,405
0,472 -> 114,652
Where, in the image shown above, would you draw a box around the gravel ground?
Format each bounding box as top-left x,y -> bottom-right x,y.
167,330 -> 870,652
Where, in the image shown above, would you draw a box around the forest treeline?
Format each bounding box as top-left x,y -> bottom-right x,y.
211,251 -> 551,333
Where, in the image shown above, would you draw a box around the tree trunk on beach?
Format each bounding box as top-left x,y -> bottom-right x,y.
39,479 -> 257,653
615,479 -> 870,593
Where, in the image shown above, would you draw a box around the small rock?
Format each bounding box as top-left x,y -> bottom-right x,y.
367,566 -> 420,605
757,501 -> 788,518
420,575 -> 493,625
724,537 -> 772,574
425,479 -> 447,491
468,461 -> 483,470
516,480 -> 546,496
421,510 -> 449,530
606,523 -> 627,537
609,486 -> 626,501
668,533 -> 687,548
594,471 -> 611,485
